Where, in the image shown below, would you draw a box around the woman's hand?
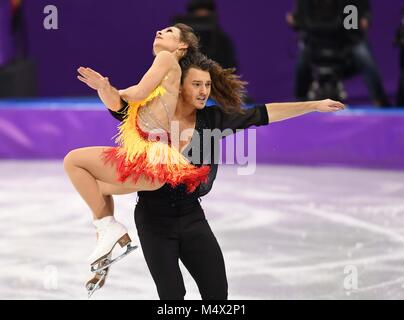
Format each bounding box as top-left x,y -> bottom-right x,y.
77,67 -> 110,91
315,99 -> 346,112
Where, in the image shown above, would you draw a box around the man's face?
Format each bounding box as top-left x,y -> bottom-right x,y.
180,68 -> 212,110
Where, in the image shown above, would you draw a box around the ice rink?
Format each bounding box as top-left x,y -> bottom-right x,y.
1,161 -> 403,300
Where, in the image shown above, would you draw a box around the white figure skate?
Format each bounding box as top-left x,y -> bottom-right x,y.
85,216 -> 137,297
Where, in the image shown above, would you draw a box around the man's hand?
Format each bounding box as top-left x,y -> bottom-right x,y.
315,99 -> 346,112
77,67 -> 110,91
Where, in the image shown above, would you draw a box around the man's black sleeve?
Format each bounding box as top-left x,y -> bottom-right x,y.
205,104 -> 269,132
107,99 -> 129,122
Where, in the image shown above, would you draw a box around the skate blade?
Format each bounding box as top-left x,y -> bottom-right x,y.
86,267 -> 109,290
86,269 -> 108,298
91,244 -> 138,273
90,233 -> 132,266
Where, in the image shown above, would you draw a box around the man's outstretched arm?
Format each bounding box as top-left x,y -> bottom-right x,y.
265,99 -> 345,123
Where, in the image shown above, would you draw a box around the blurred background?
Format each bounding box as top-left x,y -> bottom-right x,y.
1,0 -> 404,300
0,0 -> 403,104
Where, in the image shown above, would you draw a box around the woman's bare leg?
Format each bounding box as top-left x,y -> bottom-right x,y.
96,180 -> 137,215
63,146 -> 162,220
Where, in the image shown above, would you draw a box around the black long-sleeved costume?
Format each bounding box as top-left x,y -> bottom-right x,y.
109,103 -> 268,299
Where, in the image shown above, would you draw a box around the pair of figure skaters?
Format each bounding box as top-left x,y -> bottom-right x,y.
64,23 -> 344,298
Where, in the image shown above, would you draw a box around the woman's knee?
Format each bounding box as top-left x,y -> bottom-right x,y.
63,150 -> 75,171
63,148 -> 85,171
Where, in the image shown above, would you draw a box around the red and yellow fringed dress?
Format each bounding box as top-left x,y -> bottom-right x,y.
102,85 -> 210,193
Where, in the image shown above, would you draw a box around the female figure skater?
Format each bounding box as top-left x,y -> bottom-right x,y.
64,24 -> 207,276
96,52 -> 345,299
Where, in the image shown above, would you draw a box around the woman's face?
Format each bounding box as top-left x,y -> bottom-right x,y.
153,26 -> 186,55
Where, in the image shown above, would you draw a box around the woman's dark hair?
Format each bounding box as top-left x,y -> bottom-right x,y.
180,52 -> 247,114
173,23 -> 200,59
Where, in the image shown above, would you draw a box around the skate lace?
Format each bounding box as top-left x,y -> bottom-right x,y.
96,226 -> 108,245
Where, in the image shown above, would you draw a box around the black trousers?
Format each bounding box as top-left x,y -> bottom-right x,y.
134,196 -> 228,300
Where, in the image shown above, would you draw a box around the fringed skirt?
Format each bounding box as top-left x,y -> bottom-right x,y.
102,86 -> 210,193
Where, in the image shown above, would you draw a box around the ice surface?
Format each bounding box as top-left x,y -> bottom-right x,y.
1,161 -> 403,299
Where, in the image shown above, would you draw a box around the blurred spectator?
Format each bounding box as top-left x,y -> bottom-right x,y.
287,0 -> 391,107
0,0 -> 36,97
0,0 -> 14,66
10,0 -> 28,59
396,8 -> 404,106
171,0 -> 238,70
398,44 -> 404,106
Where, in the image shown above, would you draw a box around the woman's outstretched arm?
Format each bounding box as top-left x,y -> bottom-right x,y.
77,50 -> 176,111
77,67 -> 123,111
265,99 -> 345,123
119,50 -> 177,102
